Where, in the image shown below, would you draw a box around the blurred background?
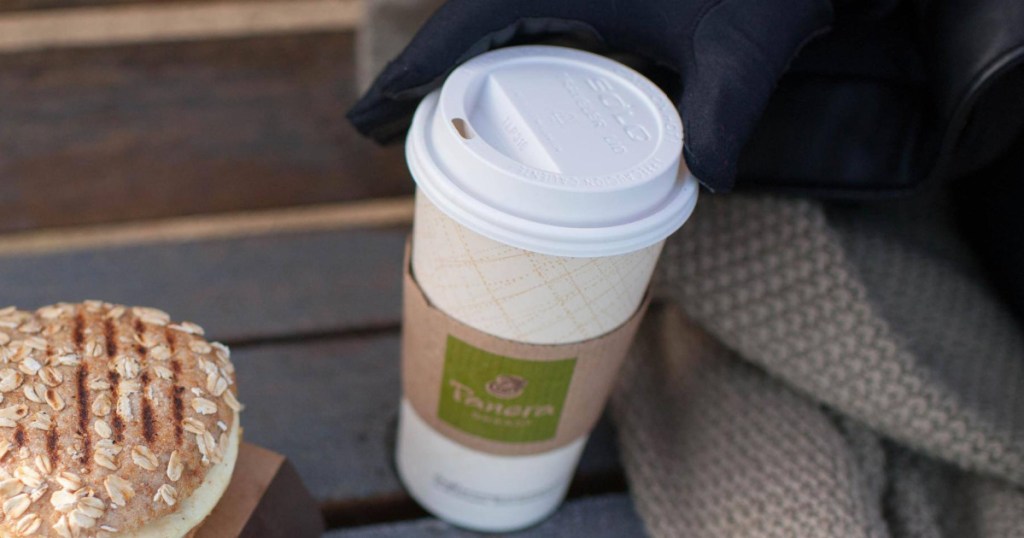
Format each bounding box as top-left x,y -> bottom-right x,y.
3,2 -> 1022,537
0,0 -> 445,233
0,2 -> 642,536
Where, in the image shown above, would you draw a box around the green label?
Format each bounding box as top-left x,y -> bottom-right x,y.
437,335 -> 576,443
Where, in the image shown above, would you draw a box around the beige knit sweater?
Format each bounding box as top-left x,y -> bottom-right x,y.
612,186 -> 1024,537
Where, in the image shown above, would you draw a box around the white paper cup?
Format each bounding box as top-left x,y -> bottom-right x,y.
397,45 -> 698,532
411,190 -> 663,345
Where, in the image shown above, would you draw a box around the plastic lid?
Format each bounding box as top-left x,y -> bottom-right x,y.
406,45 -> 698,257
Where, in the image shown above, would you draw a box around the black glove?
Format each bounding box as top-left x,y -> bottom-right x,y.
737,0 -> 1024,196
347,0 -> 833,193
348,0 -> 1024,196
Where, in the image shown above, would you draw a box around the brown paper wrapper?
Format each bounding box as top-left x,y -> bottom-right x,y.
194,443 -> 323,538
403,240 -> 649,456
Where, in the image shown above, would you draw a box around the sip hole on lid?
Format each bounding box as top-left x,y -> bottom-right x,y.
451,117 -> 473,139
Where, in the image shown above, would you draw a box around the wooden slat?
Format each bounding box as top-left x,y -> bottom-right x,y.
236,334 -> 624,524
0,31 -> 412,233
236,335 -> 404,504
0,1 -> 360,52
0,0 -> 284,13
0,228 -> 409,342
0,197 -> 413,256
0,222 -> 626,519
324,494 -> 645,537
0,219 -> 629,529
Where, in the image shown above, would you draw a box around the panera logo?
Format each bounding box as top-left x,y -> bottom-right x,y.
449,379 -> 554,418
484,374 -> 527,399
438,336 -> 576,443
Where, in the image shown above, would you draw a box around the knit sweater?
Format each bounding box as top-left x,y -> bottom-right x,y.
612,187 -> 1024,537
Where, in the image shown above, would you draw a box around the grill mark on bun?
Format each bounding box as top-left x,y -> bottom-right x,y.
108,371 -> 124,443
171,359 -> 184,445
0,302 -> 242,536
134,318 -> 147,356
104,318 -> 117,358
46,428 -> 58,466
140,371 -> 155,443
76,365 -> 91,468
73,312 -> 85,349
165,327 -> 177,354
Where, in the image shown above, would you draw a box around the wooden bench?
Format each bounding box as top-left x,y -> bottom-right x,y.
0,1 -> 646,535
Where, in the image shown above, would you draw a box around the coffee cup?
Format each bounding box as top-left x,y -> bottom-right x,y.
397,45 -> 698,532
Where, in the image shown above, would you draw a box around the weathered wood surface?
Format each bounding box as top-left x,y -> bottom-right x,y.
0,226 -> 628,531
0,1 -> 637,532
326,494 -> 645,537
0,227 -> 408,343
0,31 -> 411,233
236,334 -> 404,504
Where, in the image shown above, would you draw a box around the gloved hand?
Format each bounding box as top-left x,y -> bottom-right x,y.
348,0 -> 1024,196
347,0 -> 833,193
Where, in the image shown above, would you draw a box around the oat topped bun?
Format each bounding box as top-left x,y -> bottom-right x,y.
0,301 -> 242,538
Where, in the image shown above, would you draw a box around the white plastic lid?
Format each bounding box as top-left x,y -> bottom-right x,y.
406,45 -> 698,257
